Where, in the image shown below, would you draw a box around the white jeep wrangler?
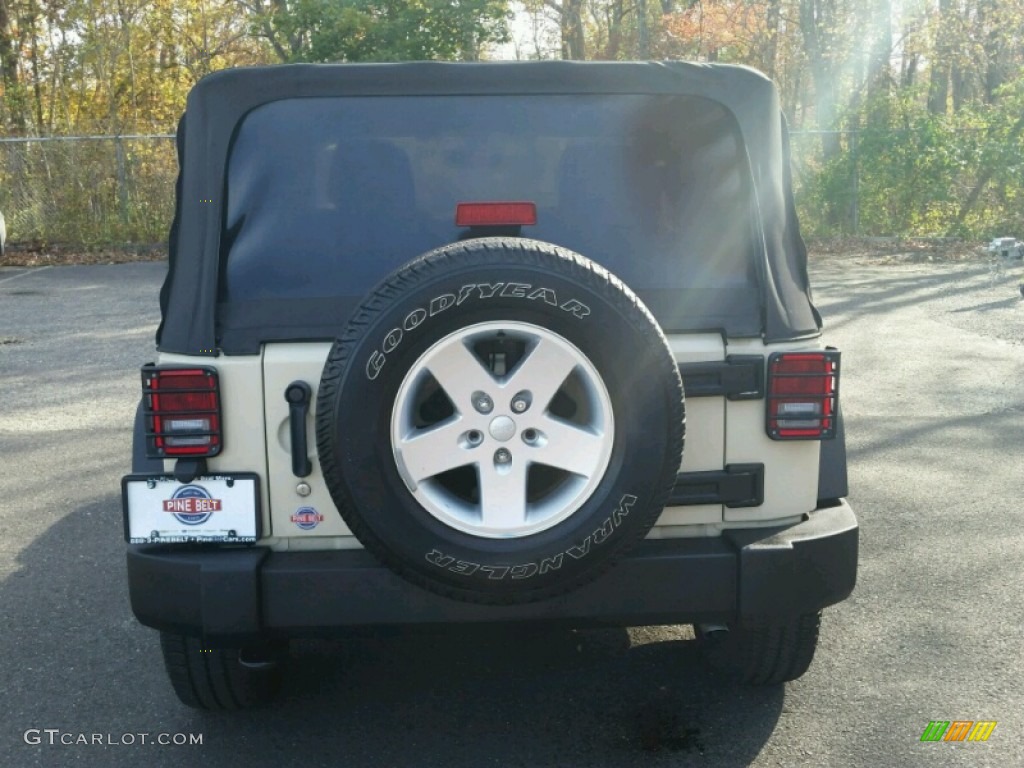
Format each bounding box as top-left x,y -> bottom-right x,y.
122,61 -> 857,709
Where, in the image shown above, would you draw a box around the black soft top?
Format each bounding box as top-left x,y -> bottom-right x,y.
157,61 -> 819,355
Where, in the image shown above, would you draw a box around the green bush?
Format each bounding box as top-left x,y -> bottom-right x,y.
793,87 -> 1024,239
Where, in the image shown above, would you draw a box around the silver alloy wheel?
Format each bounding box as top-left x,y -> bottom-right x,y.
391,321 -> 615,539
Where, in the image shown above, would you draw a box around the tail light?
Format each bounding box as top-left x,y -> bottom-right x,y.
142,365 -> 222,457
455,201 -> 537,227
766,351 -> 840,440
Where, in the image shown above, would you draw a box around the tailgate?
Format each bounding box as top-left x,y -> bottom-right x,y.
262,343 -> 357,543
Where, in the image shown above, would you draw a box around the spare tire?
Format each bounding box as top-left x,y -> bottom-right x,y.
315,238 -> 684,604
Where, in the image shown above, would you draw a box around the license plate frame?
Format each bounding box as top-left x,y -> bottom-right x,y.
121,473 -> 261,544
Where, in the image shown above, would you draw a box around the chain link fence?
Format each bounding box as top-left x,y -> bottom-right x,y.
0,135 -> 177,248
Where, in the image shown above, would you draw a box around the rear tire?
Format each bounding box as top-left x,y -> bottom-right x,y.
159,633 -> 286,710
697,611 -> 821,685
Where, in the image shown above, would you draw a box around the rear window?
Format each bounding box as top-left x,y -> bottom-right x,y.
221,94 -> 761,324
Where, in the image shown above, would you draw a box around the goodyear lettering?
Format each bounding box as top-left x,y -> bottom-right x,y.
366,350 -> 386,380
527,287 -> 558,305
456,282 -> 507,304
430,293 -> 456,315
560,298 -> 591,319
474,282 -> 505,299
366,283 -> 592,381
501,282 -> 530,298
381,328 -> 403,354
425,494 -> 638,580
403,308 -> 427,331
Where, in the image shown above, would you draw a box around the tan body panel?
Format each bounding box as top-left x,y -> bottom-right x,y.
158,332 -> 826,548
723,338 -> 821,523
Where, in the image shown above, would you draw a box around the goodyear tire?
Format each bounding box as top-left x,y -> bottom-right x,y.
316,238 -> 684,604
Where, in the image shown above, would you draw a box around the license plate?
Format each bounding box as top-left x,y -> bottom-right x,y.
122,474 -> 260,544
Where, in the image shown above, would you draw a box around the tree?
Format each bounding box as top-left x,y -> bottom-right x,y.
242,0 -> 511,63
532,0 -> 586,59
0,0 -> 29,130
3,0 -> 1024,242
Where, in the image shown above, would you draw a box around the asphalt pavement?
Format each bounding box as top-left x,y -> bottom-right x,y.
0,257 -> 1021,767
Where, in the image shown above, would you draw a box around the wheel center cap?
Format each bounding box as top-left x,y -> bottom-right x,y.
488,415 -> 517,442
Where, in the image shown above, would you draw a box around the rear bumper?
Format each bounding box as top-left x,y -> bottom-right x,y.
126,500 -> 857,642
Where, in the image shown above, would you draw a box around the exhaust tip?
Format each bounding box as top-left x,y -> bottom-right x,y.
696,623 -> 730,641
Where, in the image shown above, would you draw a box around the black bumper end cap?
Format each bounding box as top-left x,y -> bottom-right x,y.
127,545 -> 268,642
726,499 -> 858,623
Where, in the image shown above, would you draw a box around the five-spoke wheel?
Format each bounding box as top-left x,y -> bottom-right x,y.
391,321 -> 614,538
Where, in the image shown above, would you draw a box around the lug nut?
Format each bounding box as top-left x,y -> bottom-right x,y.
467,430 -> 483,446
494,448 -> 512,464
472,392 -> 494,414
510,391 -> 532,413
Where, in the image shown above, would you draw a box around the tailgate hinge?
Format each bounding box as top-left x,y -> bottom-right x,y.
679,355 -> 764,400
669,464 -> 765,508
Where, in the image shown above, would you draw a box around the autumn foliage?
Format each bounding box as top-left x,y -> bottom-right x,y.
0,0 -> 1022,244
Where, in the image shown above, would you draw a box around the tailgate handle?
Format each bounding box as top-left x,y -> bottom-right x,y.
285,381 -> 313,478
